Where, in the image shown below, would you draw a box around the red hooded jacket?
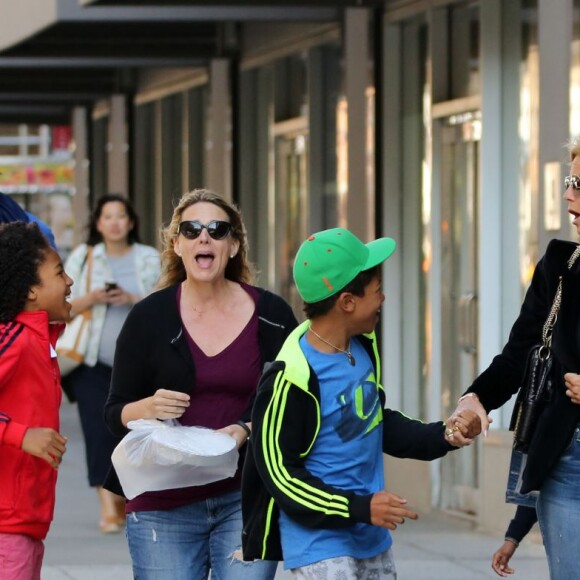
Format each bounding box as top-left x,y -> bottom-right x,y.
0,311 -> 63,540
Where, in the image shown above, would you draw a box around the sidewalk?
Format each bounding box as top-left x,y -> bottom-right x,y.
42,401 -> 549,579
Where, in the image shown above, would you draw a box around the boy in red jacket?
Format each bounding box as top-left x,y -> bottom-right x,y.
0,222 -> 72,580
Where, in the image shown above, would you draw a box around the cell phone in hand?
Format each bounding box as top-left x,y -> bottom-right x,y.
105,281 -> 118,292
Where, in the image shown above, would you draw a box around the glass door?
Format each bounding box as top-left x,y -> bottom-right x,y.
274,127 -> 309,319
439,112 -> 480,513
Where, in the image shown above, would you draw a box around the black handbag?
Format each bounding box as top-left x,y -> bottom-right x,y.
510,245 -> 580,452
511,344 -> 555,451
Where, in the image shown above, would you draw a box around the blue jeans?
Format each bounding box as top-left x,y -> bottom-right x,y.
537,424 -> 580,580
126,490 -> 278,580
505,448 -> 539,508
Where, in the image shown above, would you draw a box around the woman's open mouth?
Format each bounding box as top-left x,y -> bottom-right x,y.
195,252 -> 215,269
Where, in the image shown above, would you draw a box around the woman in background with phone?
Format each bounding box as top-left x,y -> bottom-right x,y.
64,193 -> 160,533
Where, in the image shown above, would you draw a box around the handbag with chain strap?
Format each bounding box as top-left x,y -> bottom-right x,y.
510,245 -> 580,452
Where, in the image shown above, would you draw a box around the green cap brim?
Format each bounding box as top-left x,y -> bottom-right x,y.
364,237 -> 397,270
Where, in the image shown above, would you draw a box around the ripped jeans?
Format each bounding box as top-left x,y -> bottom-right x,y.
126,490 -> 278,580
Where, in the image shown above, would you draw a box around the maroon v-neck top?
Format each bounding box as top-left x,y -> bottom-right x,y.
126,283 -> 261,512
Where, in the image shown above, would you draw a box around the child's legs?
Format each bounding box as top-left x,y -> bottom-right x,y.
290,549 -> 397,580
0,533 -> 44,580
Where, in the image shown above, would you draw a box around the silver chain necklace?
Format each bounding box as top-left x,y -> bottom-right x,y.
308,327 -> 356,366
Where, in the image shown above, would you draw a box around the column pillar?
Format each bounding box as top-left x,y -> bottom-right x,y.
539,0 -> 572,249
107,94 -> 128,196
207,58 -> 232,201
345,7 -> 373,240
72,106 -> 90,246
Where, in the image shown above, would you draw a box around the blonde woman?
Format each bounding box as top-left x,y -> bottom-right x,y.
104,189 -> 297,580
450,141 -> 580,579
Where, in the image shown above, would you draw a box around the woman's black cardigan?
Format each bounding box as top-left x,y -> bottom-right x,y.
103,284 -> 297,496
466,240 -> 580,493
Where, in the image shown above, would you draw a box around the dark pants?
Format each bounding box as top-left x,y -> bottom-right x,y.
71,363 -> 122,487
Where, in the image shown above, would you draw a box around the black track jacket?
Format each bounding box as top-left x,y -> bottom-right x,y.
242,320 -> 455,562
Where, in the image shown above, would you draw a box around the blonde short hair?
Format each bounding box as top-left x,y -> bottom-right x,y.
568,139 -> 580,161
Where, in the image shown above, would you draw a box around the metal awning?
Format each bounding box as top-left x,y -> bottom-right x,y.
0,0 -> 379,123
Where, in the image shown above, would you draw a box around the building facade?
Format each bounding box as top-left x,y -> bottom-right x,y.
0,0 -> 578,533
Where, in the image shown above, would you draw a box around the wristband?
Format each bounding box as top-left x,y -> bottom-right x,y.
504,536 -> 519,547
458,392 -> 479,404
236,420 -> 251,440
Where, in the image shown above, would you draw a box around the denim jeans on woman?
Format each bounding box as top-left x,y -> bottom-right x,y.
126,490 -> 278,580
537,424 -> 580,580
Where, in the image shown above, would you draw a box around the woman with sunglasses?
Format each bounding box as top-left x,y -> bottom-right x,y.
64,193 -> 160,534
104,189 -> 297,580
448,141 -> 580,580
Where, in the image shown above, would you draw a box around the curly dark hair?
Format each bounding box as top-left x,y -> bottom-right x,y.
87,193 -> 141,246
0,222 -> 50,324
303,266 -> 380,319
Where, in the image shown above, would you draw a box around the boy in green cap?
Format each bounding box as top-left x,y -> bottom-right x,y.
242,227 -> 480,578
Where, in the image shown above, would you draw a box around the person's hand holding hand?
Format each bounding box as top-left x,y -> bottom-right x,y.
146,389 -> 190,420
21,427 -> 68,469
564,373 -> 580,404
491,540 -> 517,576
369,490 -> 418,530
450,393 -> 493,437
444,409 -> 481,447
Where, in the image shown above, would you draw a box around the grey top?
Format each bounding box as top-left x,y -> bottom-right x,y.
97,248 -> 141,367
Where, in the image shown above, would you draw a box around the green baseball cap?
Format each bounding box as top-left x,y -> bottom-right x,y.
293,227 -> 397,303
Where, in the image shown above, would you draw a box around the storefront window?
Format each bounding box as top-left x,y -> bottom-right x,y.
239,46 -> 342,309
400,17 -> 428,418
570,0 -> 580,139
450,3 -> 480,99
570,0 -> 580,239
519,0 -> 539,291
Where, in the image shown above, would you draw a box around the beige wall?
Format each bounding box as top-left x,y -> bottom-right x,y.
0,0 -> 56,51
384,456 -> 433,515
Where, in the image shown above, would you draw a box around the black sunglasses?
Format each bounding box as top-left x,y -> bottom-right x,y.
178,220 -> 232,240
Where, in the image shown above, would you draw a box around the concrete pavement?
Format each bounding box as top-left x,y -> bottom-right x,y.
41,401 -> 549,579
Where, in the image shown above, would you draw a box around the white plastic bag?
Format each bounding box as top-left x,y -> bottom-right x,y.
112,419 -> 239,499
